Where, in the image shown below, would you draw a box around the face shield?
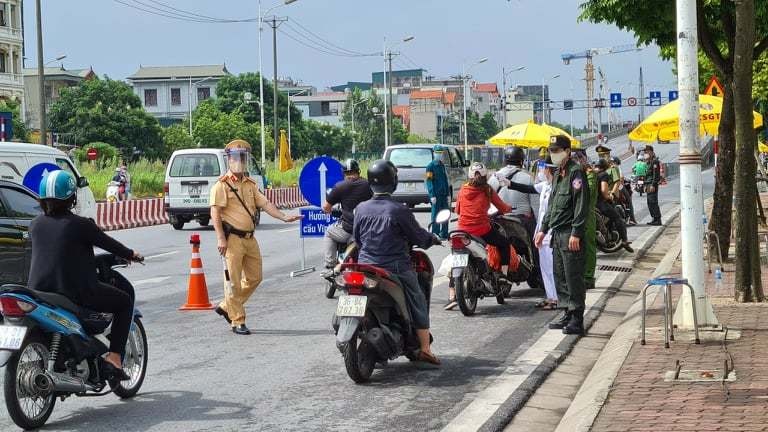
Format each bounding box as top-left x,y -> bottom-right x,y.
226,148 -> 252,174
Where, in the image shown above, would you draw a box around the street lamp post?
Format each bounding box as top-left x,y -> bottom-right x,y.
501,65 -> 525,127
461,58 -> 488,160
188,76 -> 213,137
287,88 -> 309,148
382,35 -> 414,148
540,74 -> 560,124
258,0 -> 298,169
349,98 -> 369,155
44,54 -> 66,66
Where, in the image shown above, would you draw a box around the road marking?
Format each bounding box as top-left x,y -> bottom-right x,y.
144,251 -> 179,260
133,276 -> 171,287
279,227 -> 298,233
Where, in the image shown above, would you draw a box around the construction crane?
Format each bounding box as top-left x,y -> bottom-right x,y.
561,44 -> 641,132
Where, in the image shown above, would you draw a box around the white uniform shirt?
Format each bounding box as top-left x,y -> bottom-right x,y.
534,181 -> 553,246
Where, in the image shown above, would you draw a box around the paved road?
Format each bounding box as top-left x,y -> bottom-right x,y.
0,139 -> 710,431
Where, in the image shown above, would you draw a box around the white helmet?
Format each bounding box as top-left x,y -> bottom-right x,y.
469,162 -> 487,177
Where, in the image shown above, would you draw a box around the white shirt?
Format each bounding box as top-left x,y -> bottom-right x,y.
534,181 -> 553,246
489,165 -> 538,217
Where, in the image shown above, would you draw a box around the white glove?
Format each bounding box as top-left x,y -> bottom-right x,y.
430,197 -> 437,205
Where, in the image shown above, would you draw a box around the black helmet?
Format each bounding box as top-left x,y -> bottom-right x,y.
343,158 -> 360,173
367,159 -> 398,194
596,159 -> 610,171
504,146 -> 525,165
612,156 -> 621,166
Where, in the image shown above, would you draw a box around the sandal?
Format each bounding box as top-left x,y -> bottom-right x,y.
417,350 -> 441,366
444,299 -> 458,311
541,302 -> 558,310
535,299 -> 551,308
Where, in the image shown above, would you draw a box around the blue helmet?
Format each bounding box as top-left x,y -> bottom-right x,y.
39,170 -> 77,200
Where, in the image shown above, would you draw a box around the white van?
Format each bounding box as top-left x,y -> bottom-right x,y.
0,143 -> 97,220
164,148 -> 266,230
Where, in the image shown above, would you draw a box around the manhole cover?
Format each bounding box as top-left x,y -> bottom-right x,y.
598,265 -> 633,273
664,369 -> 737,382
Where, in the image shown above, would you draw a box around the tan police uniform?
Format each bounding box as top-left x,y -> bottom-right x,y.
209,172 -> 268,327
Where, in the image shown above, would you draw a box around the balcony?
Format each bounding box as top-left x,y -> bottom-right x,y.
0,72 -> 23,88
0,26 -> 22,43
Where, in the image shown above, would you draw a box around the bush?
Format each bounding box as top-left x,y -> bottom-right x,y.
73,142 -> 120,168
77,157 -> 165,199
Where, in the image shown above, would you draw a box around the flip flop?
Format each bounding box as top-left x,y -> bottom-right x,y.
541,302 -> 558,310
535,299 -> 551,308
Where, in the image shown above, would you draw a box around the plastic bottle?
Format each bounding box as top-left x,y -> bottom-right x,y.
714,265 -> 723,291
702,214 -> 708,226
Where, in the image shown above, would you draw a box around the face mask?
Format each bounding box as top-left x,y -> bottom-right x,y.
229,159 -> 245,174
550,151 -> 568,166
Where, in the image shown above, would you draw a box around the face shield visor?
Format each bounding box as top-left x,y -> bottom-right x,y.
226,148 -> 252,174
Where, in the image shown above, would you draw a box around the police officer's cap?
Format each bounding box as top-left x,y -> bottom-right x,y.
225,139 -> 252,150
595,144 -> 612,154
549,135 -> 571,150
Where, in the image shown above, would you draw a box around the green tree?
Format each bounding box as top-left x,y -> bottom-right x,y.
296,120 -> 353,158
48,78 -> 163,158
0,99 -> 28,141
191,100 -> 271,154
162,123 -> 195,155
481,111 -> 500,137
580,0 -> 768,301
341,88 -> 386,154
466,110 -> 487,144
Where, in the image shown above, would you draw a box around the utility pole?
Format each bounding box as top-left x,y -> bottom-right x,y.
639,67 -> 645,122
673,0 -> 718,328
502,67 -> 507,127
382,40 -> 389,149
266,16 -> 288,161
387,50 -> 394,146
35,0 -> 46,146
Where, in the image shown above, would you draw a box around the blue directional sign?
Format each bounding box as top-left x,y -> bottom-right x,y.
299,208 -> 338,238
0,111 -> 13,141
649,91 -> 662,106
298,156 -> 345,207
668,90 -> 679,102
610,93 -> 622,108
22,162 -> 60,194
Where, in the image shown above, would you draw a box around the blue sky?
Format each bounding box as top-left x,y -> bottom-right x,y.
24,0 -> 676,127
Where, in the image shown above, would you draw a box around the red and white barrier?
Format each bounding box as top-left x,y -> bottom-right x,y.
265,187 -> 309,209
97,198 -> 168,231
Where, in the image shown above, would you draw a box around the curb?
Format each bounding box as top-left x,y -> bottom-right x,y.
479,205 -> 680,432
553,222 -> 682,432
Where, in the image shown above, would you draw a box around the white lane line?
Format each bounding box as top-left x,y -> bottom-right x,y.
133,276 -> 171,287
144,251 -> 179,260
441,284 -> 607,432
279,228 -> 298,233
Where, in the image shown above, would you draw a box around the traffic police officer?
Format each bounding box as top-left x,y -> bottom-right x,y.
644,145 -> 663,225
210,139 -> 302,335
535,135 -> 589,335
426,145 -> 451,240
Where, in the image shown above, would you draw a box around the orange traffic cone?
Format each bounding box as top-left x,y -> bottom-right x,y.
179,233 -> 215,310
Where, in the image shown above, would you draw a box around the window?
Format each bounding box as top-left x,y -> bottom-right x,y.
0,52 -> 6,73
0,9 -> 6,27
144,89 -> 158,107
171,88 -> 181,106
169,154 -> 220,177
387,148 -> 434,168
197,87 -> 210,101
1,187 -> 41,219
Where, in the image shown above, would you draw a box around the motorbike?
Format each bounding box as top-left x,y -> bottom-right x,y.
447,208 -> 536,316
106,181 -> 122,203
323,241 -> 359,299
0,254 -> 148,430
631,175 -> 645,196
595,206 -> 625,253
331,215 -> 440,384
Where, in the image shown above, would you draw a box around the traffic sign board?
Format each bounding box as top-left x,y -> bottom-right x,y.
668,90 -> 679,102
22,162 -> 60,194
627,97 -> 637,106
704,76 -> 724,97
298,156 -> 344,207
563,99 -> 573,111
649,91 -> 662,106
610,93 -> 622,108
299,208 -> 338,238
86,147 -> 98,161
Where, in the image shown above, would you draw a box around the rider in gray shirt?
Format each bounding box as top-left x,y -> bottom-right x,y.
489,147 -> 539,222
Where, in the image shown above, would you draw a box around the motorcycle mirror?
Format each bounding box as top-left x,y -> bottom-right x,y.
435,209 -> 451,224
487,205 -> 498,217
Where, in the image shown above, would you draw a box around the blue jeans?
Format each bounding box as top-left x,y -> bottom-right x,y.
430,195 -> 450,239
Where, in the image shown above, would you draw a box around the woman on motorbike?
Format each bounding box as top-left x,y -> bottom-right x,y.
28,170 -> 142,380
446,162 -> 512,310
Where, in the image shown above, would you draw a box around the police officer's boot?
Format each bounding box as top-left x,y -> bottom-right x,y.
563,308 -> 585,335
548,310 -> 572,330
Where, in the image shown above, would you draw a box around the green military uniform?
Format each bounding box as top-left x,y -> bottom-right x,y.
583,170 -> 598,290
540,158 -> 589,314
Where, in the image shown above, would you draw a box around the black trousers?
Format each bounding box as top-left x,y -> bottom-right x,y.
81,282 -> 134,355
621,187 -> 636,222
597,201 -> 628,242
482,228 -> 510,267
647,188 -> 662,221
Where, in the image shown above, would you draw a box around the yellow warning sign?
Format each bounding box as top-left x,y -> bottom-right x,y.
704,76 -> 724,97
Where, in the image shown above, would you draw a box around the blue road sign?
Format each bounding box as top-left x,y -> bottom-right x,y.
22,162 -> 60,194
649,91 -> 662,106
0,112 -> 13,141
298,156 -> 345,207
668,90 -> 679,102
610,93 -> 622,108
299,208 -> 338,238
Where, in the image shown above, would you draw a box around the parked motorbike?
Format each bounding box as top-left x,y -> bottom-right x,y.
595,207 -> 625,253
0,254 -> 148,430
447,208 -> 535,316
106,181 -> 122,203
631,175 -> 646,196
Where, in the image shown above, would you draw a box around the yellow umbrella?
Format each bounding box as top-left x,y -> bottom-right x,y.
759,142 -> 768,153
489,120 -> 581,148
629,94 -> 763,142
278,129 -> 293,172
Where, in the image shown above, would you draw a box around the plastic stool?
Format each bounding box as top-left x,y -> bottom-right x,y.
640,277 -> 701,348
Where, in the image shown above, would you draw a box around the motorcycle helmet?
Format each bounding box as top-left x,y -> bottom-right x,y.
367,159 -> 398,194
595,159 -> 610,172
469,162 -> 488,178
612,156 -> 621,166
39,170 -> 77,201
504,146 -> 525,166
342,158 -> 360,174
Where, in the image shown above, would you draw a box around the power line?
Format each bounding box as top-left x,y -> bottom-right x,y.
143,0 -> 254,22
113,0 -> 256,23
278,28 -> 364,58
288,18 -> 372,56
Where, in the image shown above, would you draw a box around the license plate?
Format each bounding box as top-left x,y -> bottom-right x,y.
188,185 -> 202,196
0,326 -> 27,350
637,180 -> 644,185
336,295 -> 367,317
405,182 -> 417,191
452,253 -> 468,267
